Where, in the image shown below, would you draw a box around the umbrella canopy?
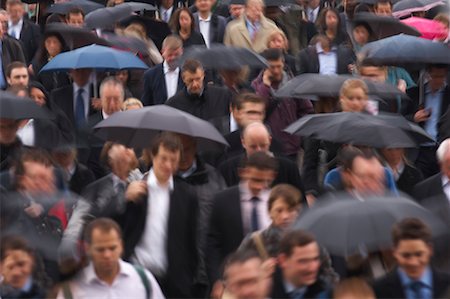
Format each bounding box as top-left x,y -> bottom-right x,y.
45,0 -> 104,15
274,74 -> 409,100
401,17 -> 448,41
360,34 -> 450,69
45,23 -> 109,50
100,33 -> 150,56
181,45 -> 268,70
294,195 -> 447,256
284,112 -> 434,148
118,15 -> 171,50
393,0 -> 445,18
352,13 -> 420,40
93,105 -> 229,150
85,2 -> 156,30
0,91 -> 49,120
40,44 -> 149,72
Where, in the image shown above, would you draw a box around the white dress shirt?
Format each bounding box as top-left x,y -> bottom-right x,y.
316,43 -> 337,75
8,19 -> 23,39
230,114 -> 239,133
73,83 -> 91,120
239,182 -> 271,234
306,6 -> 320,23
163,61 -> 180,100
160,6 -> 174,22
198,13 -> 212,48
442,175 -> 450,202
56,259 -> 165,299
133,169 -> 174,277
17,119 -> 35,147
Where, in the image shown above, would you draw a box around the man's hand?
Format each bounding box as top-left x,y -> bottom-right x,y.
91,98 -> 102,111
397,79 -> 407,93
306,194 -> 317,207
125,181 -> 147,203
414,109 -> 430,123
262,69 -> 273,87
24,202 -> 44,218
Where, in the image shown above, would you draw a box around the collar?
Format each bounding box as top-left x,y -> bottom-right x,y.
187,86 -> 205,97
239,181 -> 270,201
442,175 -> 449,188
148,168 -> 174,190
316,43 -> 337,54
73,82 -> 90,95
425,82 -> 447,94
178,159 -> 198,178
245,16 -> 260,28
397,266 -> 433,289
283,280 -> 307,297
163,60 -> 179,73
67,162 -> 76,177
199,13 -> 212,22
102,110 -> 110,120
160,6 -> 173,13
85,259 -> 131,285
8,18 -> 23,27
111,173 -> 127,188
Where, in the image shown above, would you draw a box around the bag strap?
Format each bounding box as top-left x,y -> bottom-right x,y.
251,231 -> 269,260
134,265 -> 152,299
62,283 -> 73,299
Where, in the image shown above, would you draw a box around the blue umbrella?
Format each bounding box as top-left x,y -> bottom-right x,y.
40,44 -> 149,72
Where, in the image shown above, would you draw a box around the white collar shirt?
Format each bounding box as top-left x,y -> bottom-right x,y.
442,175 -> 450,203
230,114 -> 239,132
198,13 -> 212,48
17,119 -> 35,147
316,43 -> 337,75
160,6 -> 174,22
306,6 -> 320,23
163,60 -> 180,100
239,182 -> 271,234
132,169 -> 173,277
8,19 -> 23,39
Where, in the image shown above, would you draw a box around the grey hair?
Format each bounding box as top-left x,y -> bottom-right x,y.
99,76 -> 125,100
436,138 -> 450,163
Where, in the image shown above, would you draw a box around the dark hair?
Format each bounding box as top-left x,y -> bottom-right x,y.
1,235 -> 34,261
260,48 -> 284,62
33,32 -> 67,69
392,218 -> 432,247
337,145 -> 364,171
268,184 -> 301,212
279,230 -> 316,257
352,21 -> 373,39
374,0 -> 392,9
151,132 -> 182,157
243,151 -> 279,172
171,7 -> 195,33
223,249 -> 262,280
66,7 -> 85,18
317,8 -> 340,33
5,61 -> 27,78
14,148 -> 54,179
84,218 -> 122,245
181,59 -> 204,74
29,81 -> 51,108
426,63 -> 449,72
231,92 -> 267,110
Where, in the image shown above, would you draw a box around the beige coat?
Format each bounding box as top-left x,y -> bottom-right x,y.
224,15 -> 280,53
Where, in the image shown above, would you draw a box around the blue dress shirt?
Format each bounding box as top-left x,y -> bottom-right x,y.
398,267 -> 433,299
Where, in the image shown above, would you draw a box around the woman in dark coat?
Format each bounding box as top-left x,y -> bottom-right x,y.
170,7 -> 206,48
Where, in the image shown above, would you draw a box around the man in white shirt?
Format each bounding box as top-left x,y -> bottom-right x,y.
193,0 -> 227,48
159,0 -> 175,23
57,218 -> 165,299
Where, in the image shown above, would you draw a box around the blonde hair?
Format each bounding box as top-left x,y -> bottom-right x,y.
267,30 -> 289,52
122,98 -> 143,111
340,78 -> 369,98
333,278 -> 375,299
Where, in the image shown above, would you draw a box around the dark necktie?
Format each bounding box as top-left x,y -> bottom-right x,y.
250,196 -> 260,232
409,281 -> 424,299
75,88 -> 86,127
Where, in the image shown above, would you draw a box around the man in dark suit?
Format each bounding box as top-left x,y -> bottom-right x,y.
218,122 -> 305,200
404,64 -> 450,178
193,0 -> 227,47
373,218 -> 450,299
166,59 -> 231,120
297,35 -> 355,75
6,0 -> 41,64
271,230 -> 331,299
121,132 -> 199,298
141,35 -> 185,106
207,151 -> 278,291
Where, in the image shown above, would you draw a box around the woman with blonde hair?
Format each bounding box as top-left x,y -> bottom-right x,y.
122,22 -> 163,66
266,30 -> 297,75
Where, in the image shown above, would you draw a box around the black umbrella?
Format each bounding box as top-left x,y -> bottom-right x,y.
274,74 -> 409,100
393,0 -> 445,18
100,33 -> 150,55
181,45 -> 269,70
118,15 -> 171,50
360,34 -> 450,69
45,0 -> 104,15
284,112 -> 434,148
352,13 -> 420,40
0,91 -> 49,120
84,2 -> 156,30
94,105 -> 229,150
294,195 -> 447,256
45,23 -> 110,50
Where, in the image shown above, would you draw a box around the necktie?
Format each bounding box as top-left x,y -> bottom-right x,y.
409,281 -> 424,299
250,196 -> 260,232
290,289 -> 305,299
75,88 -> 86,127
115,182 -> 127,213
309,10 -> 315,23
163,11 -> 168,22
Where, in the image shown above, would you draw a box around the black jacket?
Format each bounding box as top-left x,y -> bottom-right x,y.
1,36 -> 26,84
16,19 -> 42,64
297,44 -> 355,75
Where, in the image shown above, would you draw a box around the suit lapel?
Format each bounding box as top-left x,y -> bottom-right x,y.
233,186 -> 245,239
238,22 -> 252,48
156,64 -> 168,102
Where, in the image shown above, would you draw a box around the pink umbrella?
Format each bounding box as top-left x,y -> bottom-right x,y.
401,17 -> 448,40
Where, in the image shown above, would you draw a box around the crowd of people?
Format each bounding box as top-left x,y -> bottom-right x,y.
1,0 -> 450,298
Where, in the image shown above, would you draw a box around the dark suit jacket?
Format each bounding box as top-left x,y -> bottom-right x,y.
206,186 -> 244,283
372,268 -> 450,299
413,173 -> 445,202
141,63 -> 185,106
84,112 -> 107,179
396,163 -> 423,197
297,45 -> 355,75
33,118 -> 62,149
69,161 -> 95,195
1,36 -> 26,84
193,13 -> 227,45
121,177 -> 199,298
17,19 -> 41,64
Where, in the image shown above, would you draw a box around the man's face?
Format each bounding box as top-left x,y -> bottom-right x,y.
241,127 -> 271,156
440,150 -> 450,180
240,166 -> 276,197
245,2 -> 263,23
353,25 -> 369,46
70,68 -> 92,86
101,84 -> 124,115
267,59 -> 284,83
182,68 -> 205,95
162,47 -> 183,69
20,161 -> 56,194
359,66 -> 387,83
179,135 -> 197,171
374,3 -> 392,16
0,119 -> 20,145
66,13 -> 84,27
428,67 -> 447,92
347,156 -> 385,195
6,3 -> 24,25
279,243 -> 321,287
7,67 -> 29,88
87,228 -> 123,275
0,13 -> 8,37
229,4 -> 245,19
196,0 -> 213,13
152,145 -> 180,184
233,102 -> 265,128
225,258 -> 268,299
393,239 -> 432,280
1,250 -> 34,289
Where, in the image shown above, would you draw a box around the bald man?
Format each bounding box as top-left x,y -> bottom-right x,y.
218,122 -> 305,201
